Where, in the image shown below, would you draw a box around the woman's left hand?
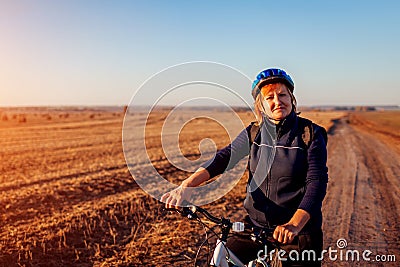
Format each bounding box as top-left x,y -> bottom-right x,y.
273,223 -> 299,244
273,209 -> 311,244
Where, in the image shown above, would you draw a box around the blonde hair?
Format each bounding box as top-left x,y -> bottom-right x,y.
253,83 -> 297,124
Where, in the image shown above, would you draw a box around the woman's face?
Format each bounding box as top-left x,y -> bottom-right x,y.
261,83 -> 293,121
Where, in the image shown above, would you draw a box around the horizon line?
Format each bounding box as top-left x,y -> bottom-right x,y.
0,104 -> 399,108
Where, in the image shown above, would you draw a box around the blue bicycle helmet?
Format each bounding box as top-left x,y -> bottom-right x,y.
251,68 -> 294,99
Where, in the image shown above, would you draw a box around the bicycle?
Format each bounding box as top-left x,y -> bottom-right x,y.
165,205 -> 283,267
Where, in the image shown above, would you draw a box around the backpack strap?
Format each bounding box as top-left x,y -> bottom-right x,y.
247,122 -> 260,184
249,121 -> 260,144
297,117 -> 328,149
300,118 -> 314,149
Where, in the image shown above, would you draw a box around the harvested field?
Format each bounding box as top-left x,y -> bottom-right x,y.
0,108 -> 398,266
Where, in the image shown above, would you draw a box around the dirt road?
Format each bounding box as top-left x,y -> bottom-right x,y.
322,115 -> 400,266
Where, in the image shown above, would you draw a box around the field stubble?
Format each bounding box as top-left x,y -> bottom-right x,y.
0,108 -> 398,266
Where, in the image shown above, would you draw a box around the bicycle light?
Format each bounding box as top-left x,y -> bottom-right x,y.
232,222 -> 245,232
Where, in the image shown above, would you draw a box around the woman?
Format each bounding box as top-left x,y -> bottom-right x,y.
161,68 -> 328,266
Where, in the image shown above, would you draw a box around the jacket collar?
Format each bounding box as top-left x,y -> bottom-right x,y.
275,110 -> 297,139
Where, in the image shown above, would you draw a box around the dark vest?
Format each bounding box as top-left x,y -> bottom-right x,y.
244,112 -> 318,230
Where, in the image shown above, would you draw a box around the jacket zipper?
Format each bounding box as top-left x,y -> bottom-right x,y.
267,117 -> 286,198
266,138 -> 277,198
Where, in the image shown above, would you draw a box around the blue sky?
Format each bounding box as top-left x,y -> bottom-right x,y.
0,0 -> 399,106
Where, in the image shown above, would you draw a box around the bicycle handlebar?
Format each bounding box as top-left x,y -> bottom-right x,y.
165,204 -> 281,248
165,205 -> 227,225
164,204 -> 277,233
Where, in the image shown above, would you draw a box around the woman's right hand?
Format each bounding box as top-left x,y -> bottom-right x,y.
160,185 -> 190,209
160,167 -> 210,209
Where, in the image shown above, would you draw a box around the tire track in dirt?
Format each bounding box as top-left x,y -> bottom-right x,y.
323,115 -> 400,266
